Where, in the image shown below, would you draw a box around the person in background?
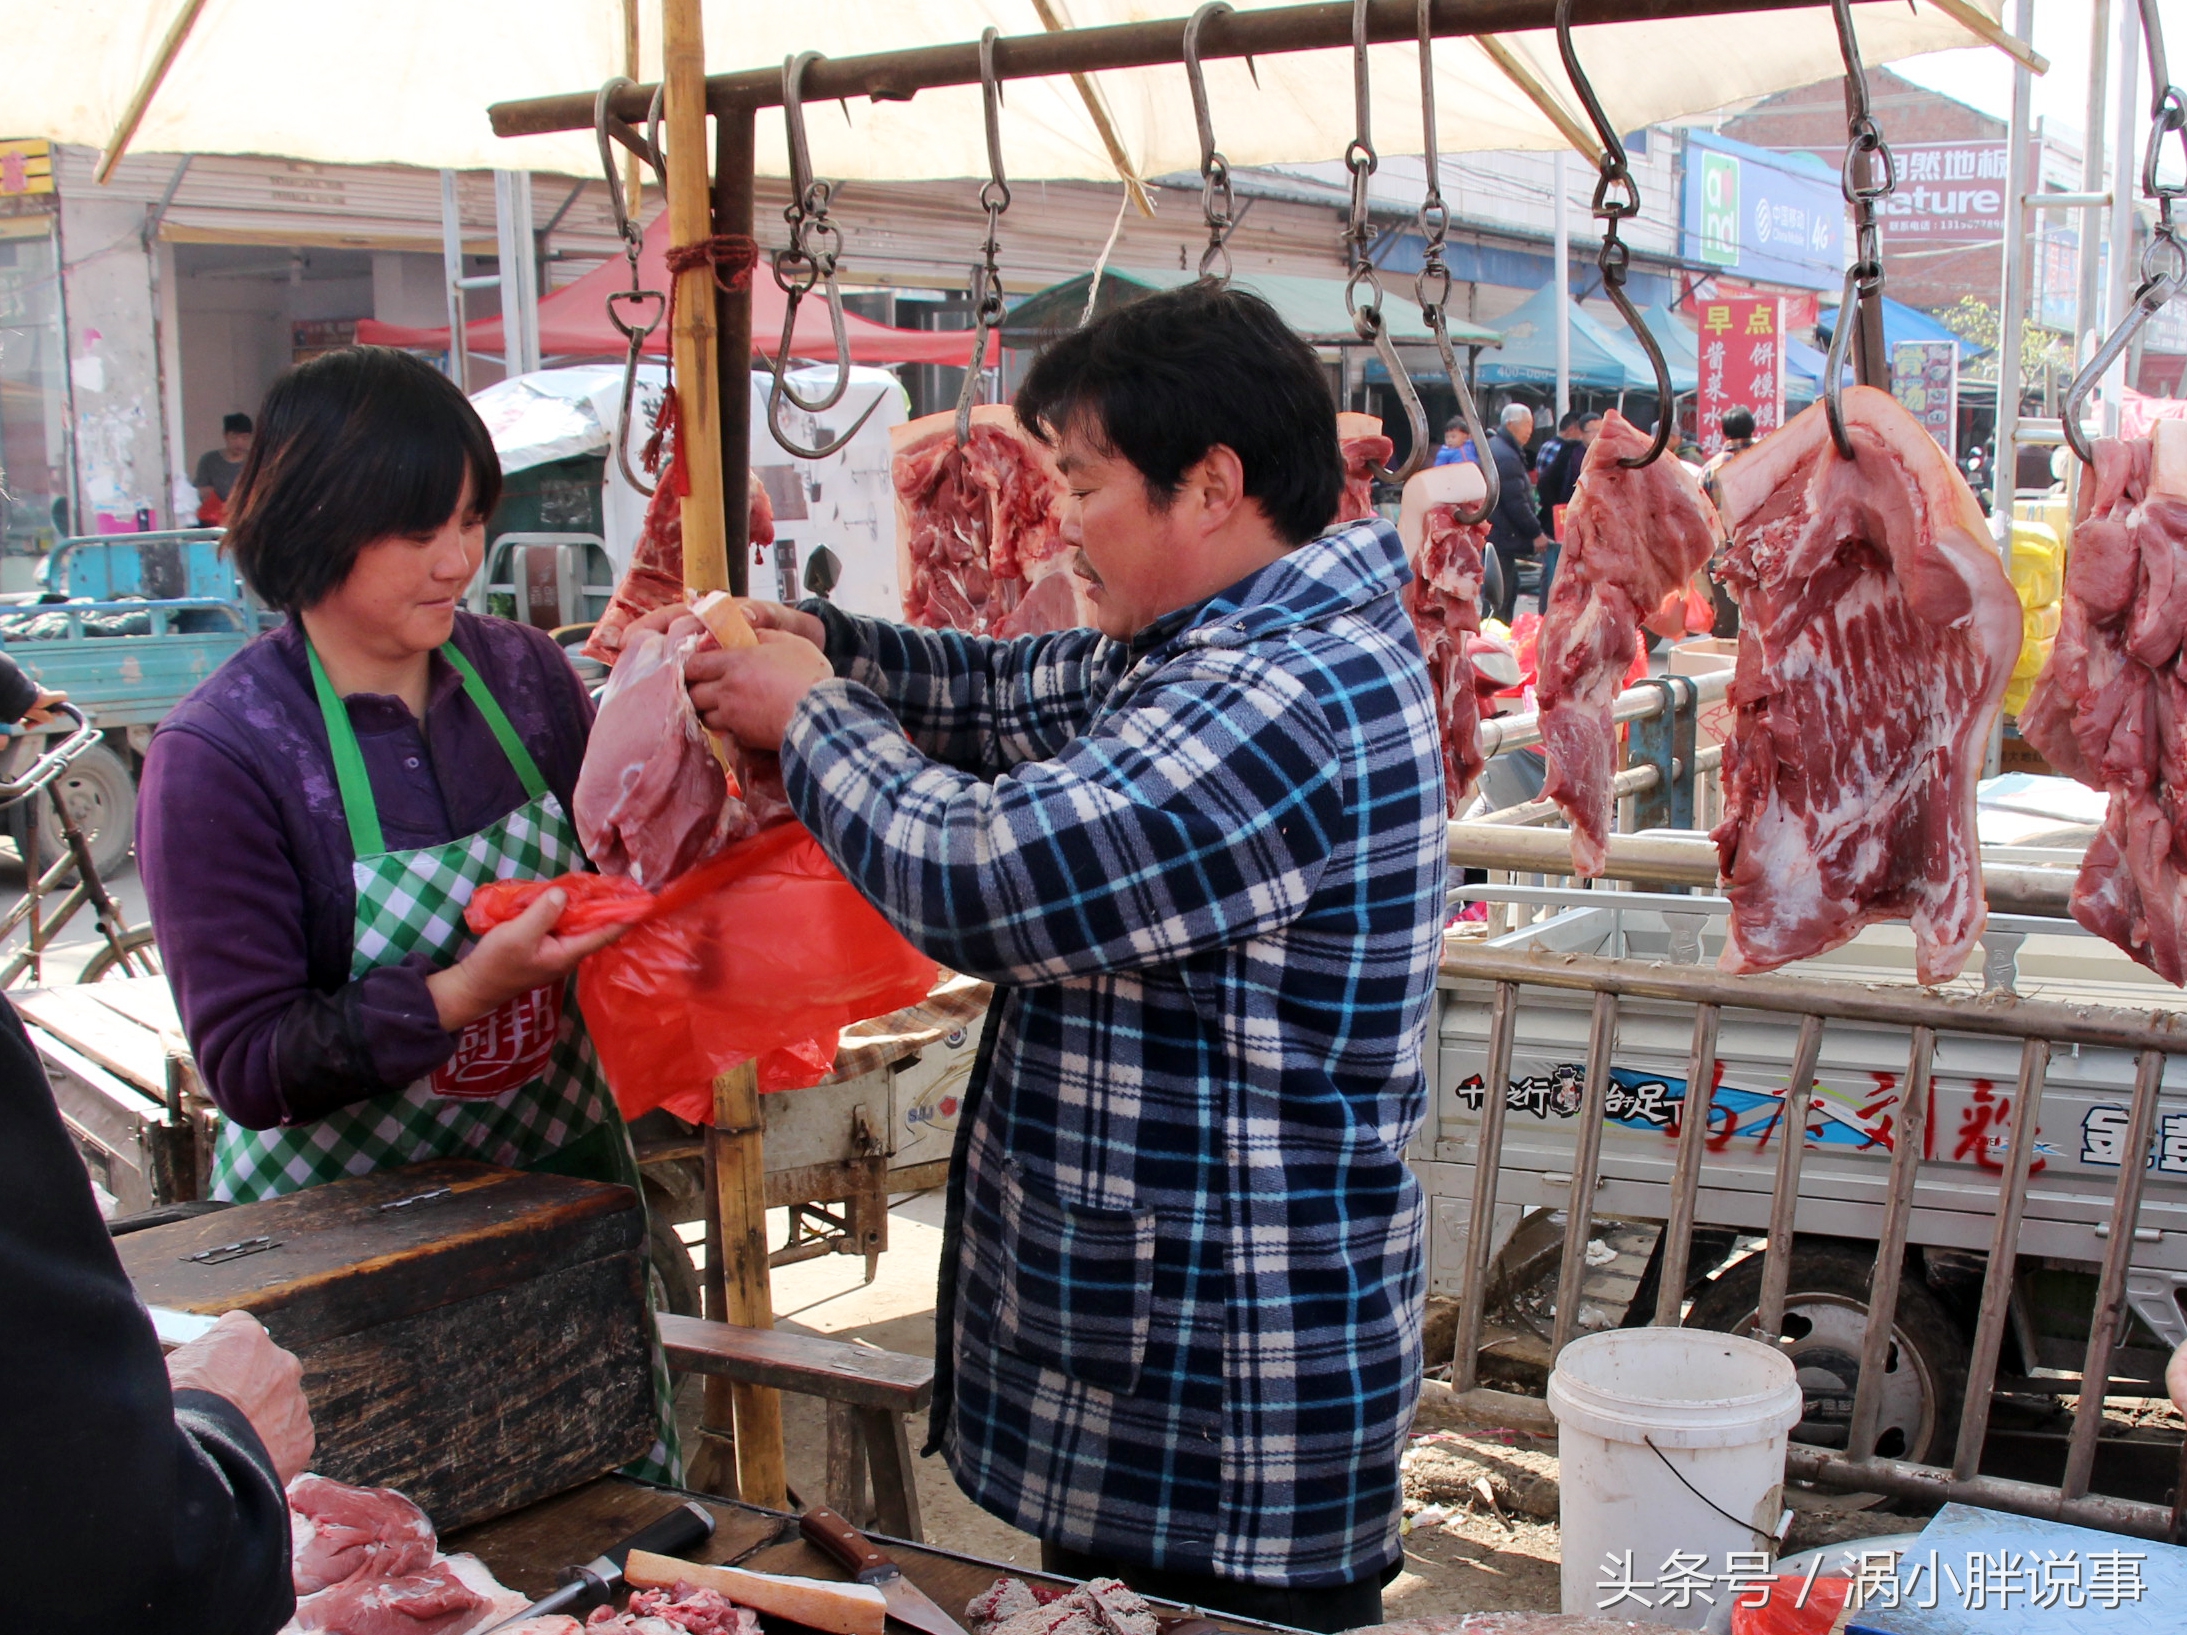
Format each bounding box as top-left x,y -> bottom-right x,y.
3,987 -> 312,1632
194,413 -> 254,527
1697,408 -> 1758,639
1485,402 -> 1548,625
1432,415 -> 1474,468
1533,411 -> 1599,614
1532,411 -> 1582,525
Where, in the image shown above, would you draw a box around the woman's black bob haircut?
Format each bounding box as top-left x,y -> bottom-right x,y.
223,347 -> 501,614
1013,282 -> 1342,545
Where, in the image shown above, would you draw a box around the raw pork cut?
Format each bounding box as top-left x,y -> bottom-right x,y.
289,1474 -> 437,1595
574,615 -> 789,888
584,467 -> 775,665
1399,462 -> 1493,814
964,1576 -> 1155,1635
1336,410 -> 1395,525
2019,420 -> 2187,981
1712,385 -> 2021,983
586,1584 -> 764,1633
279,1475 -> 530,1635
1536,411 -> 1720,874
892,405 -> 1093,636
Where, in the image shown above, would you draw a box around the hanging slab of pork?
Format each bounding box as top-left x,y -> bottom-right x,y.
1537,411 -> 1720,875
1712,384 -> 2020,984
2019,421 -> 2187,982
1399,461 -> 1493,815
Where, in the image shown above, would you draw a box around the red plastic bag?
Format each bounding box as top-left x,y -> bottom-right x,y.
468,824 -> 938,1121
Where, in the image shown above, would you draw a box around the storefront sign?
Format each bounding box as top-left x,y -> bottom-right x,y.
0,139 -> 54,198
1892,341 -> 1957,456
1681,132 -> 1846,293
1697,297 -> 1785,452
1876,142 -> 2009,244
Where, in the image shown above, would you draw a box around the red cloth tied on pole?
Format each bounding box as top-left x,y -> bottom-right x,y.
467,826 -> 938,1120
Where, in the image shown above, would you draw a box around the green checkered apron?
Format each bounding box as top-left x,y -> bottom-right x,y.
208,640 -> 681,1481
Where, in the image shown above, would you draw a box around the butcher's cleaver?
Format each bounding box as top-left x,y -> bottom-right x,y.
799,1507 -> 972,1635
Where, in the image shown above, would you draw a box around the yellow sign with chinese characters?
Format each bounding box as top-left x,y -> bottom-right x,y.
0,139 -> 55,197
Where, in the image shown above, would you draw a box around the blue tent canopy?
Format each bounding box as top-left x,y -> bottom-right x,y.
1816,295 -> 1980,358
1472,284 -> 1698,396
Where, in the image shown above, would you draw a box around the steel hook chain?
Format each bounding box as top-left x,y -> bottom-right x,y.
768,51 -> 880,460
1554,0 -> 1670,468
1410,0 -> 1495,522
2066,0 -> 2187,465
1342,0 -> 1430,486
1183,4 -> 1239,282
955,28 -> 1013,446
1821,0 -> 1897,460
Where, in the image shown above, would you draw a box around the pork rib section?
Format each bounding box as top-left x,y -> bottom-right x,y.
892,405 -> 1093,637
2019,422 -> 2187,982
1536,410 -> 1720,874
1399,463 -> 1492,814
1712,385 -> 2020,984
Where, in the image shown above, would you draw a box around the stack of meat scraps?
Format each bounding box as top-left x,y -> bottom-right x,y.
892,404 -> 1093,637
1536,411 -> 1720,874
282,1473 -> 531,1634
1712,385 -> 2021,984
585,468 -> 774,665
1336,410 -> 1396,525
574,604 -> 789,890
2019,422 -> 2187,981
1399,462 -> 1494,814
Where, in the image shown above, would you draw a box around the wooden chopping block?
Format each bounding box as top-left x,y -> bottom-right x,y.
118,1159 -> 653,1529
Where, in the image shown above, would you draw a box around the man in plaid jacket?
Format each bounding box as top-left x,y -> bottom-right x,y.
689,283 -> 1447,1631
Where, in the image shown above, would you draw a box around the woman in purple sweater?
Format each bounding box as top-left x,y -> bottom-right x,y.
136,348 -> 675,1470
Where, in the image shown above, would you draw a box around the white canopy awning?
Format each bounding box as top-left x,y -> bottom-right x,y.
9,2 -> 2016,184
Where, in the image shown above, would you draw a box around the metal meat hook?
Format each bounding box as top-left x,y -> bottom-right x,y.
595,77 -> 667,496
1819,0 -> 1897,460
1345,0 -> 1429,484
2065,0 -> 2187,467
954,28 -> 1013,447
767,51 -> 879,458
1554,0 -> 1669,469
1412,0 -> 1495,524
1184,2 -> 1240,282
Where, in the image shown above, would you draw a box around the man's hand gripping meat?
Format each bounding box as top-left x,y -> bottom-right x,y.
685,603 -> 834,751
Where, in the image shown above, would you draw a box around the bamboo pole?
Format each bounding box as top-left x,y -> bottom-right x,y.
661,0 -> 785,1510
95,0 -> 210,183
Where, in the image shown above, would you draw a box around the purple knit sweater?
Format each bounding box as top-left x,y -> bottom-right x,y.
137,613 -> 594,1130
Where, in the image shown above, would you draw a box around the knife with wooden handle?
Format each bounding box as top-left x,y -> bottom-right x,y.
476,1501 -> 715,1632
799,1507 -> 972,1635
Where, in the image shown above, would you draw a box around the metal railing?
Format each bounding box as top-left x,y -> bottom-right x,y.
1436,910 -> 2187,1540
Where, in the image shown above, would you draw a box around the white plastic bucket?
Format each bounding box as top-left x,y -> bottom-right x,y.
1547,1328 -> 1805,1630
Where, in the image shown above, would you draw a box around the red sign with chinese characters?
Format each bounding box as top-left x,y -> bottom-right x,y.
1696,298 -> 1785,455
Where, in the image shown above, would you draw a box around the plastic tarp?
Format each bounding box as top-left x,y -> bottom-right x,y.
12,2 -> 2005,183
1474,284 -> 1698,396
357,213 -> 980,366
999,266 -> 1501,349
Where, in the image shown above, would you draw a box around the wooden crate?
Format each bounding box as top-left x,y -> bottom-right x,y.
18,977 -> 210,1214
118,1160 -> 654,1529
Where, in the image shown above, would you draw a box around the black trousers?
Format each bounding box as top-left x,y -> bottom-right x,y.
1039,1541 -> 1390,1634
1488,541 -> 1531,625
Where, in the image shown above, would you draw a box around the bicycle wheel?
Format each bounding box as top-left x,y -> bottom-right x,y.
79,925 -> 162,983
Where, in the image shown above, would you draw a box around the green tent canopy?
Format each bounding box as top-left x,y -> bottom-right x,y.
998,267 -> 1501,351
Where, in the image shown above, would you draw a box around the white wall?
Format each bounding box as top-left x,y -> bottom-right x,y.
175,271 -> 288,483
372,252 -> 447,327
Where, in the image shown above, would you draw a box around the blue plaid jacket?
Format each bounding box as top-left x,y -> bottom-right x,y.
784,519 -> 1446,1588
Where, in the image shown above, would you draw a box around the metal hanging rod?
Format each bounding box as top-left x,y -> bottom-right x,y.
492,0 -> 1829,137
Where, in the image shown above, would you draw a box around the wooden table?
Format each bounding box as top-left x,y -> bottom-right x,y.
446,1476 -> 1285,1632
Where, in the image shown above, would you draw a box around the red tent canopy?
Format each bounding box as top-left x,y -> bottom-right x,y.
358,213 -> 981,367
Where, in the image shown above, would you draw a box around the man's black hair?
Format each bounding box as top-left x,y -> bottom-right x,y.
1579,411 -> 1603,427
1721,407 -> 1756,441
1557,412 -> 1583,432
224,348 -> 500,614
1014,281 -> 1341,545
221,412 -> 253,435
